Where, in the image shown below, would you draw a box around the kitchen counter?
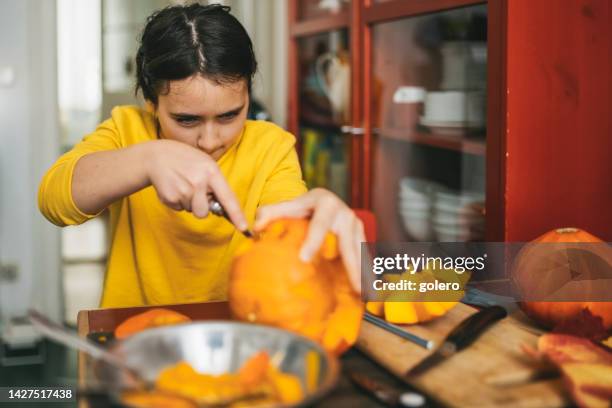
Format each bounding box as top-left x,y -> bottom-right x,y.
76,301 -> 434,408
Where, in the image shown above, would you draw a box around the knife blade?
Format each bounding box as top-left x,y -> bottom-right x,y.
348,370 -> 429,407
363,312 -> 435,350
406,305 -> 507,377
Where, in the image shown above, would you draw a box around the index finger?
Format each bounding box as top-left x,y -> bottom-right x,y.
207,171 -> 248,231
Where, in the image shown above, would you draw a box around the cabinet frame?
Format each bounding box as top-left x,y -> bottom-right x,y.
289,0 -> 507,241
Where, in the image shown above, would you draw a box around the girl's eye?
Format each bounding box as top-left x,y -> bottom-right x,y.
176,118 -> 198,126
218,113 -> 238,122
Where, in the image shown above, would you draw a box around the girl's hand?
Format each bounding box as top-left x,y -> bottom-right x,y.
254,188 -> 365,291
146,139 -> 247,230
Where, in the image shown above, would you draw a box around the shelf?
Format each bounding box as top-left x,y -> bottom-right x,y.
375,127 -> 486,156
291,12 -> 350,37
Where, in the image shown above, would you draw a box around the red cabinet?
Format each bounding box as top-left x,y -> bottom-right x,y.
288,0 -> 612,242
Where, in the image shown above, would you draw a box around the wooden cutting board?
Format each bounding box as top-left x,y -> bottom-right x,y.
357,303 -> 571,408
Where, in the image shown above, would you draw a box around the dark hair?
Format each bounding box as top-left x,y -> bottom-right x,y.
135,3 -> 257,104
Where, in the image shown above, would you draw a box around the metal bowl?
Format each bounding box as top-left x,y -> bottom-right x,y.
93,321 -> 339,407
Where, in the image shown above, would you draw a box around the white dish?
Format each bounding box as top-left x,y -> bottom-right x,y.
399,177 -> 439,194
400,215 -> 435,242
399,203 -> 431,214
422,90 -> 486,124
399,190 -> 431,201
435,190 -> 485,206
432,212 -> 485,226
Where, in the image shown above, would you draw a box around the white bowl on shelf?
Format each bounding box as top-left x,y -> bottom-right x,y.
422,91 -> 486,126
399,177 -> 438,197
397,177 -> 443,241
399,210 -> 435,241
434,190 -> 485,208
399,201 -> 430,212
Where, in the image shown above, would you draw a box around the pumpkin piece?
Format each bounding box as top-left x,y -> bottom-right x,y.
115,309 -> 190,339
384,301 -> 419,324
366,301 -> 384,316
150,352 -> 307,407
322,299 -> 364,354
156,361 -> 266,405
536,334 -> 612,408
374,261 -> 466,324
423,301 -> 448,317
229,218 -> 363,355
320,259 -> 364,354
513,228 -> 612,330
238,351 -> 270,387
267,366 -> 304,404
538,334 -> 612,365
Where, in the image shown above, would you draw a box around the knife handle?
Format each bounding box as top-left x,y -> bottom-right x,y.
447,305 -> 507,351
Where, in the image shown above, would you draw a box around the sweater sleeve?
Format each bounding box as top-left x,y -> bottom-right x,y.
258,132 -> 308,206
38,116 -> 122,226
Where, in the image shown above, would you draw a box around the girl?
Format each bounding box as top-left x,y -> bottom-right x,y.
39,3 -> 364,308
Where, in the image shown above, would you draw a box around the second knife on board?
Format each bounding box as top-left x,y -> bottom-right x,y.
406,305 -> 508,377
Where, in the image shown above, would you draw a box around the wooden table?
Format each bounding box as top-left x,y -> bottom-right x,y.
76,301 -> 430,408
76,302 -> 572,408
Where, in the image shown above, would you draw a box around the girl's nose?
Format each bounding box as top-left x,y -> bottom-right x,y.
196,123 -> 220,153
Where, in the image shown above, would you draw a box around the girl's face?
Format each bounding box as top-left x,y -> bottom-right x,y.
155,75 -> 249,160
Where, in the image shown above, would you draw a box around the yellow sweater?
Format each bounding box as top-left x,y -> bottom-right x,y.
39,106 -> 307,308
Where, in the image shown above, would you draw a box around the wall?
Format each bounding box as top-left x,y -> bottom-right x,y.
0,0 -> 62,321
98,0 -> 289,128
505,0 -> 612,241
227,0 -> 289,127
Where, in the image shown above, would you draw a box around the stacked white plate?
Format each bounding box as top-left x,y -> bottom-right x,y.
398,177 -> 486,242
398,177 -> 441,241
433,190 -> 485,242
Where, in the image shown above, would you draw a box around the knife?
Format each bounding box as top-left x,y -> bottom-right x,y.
348,370 -> 431,407
364,312 -> 435,350
406,305 -> 507,377
208,196 -> 256,238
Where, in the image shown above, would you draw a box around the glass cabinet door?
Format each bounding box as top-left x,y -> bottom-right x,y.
297,30 -> 351,202
370,5 -> 488,242
297,0 -> 350,21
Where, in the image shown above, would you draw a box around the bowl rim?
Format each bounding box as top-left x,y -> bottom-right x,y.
101,320 -> 341,408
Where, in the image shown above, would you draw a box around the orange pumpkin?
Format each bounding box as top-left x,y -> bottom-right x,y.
514,228 -> 612,330
229,218 -> 363,355
115,308 -> 191,339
